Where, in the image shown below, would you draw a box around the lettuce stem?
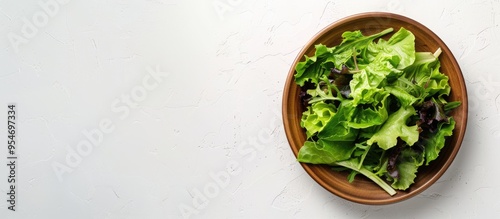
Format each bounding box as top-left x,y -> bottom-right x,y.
433,47 -> 442,58
308,97 -> 340,104
335,160 -> 397,196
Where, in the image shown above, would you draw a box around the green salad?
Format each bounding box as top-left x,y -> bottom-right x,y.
294,27 -> 460,195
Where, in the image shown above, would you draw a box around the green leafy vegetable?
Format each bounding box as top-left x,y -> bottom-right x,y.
293,27 -> 460,195
367,106 -> 419,150
295,44 -> 333,86
335,158 -> 397,196
390,148 -> 424,190
317,101 -> 359,142
423,117 -> 456,165
300,102 -> 337,138
297,140 -> 356,164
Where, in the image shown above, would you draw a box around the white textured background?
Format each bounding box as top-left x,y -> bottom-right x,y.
0,0 -> 499,218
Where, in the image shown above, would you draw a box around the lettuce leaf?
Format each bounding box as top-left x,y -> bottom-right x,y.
300,102 -> 337,138
372,27 -> 416,69
393,51 -> 451,105
294,44 -> 333,86
334,28 -> 394,54
349,28 -> 416,106
348,92 -> 389,129
390,148 -> 424,190
367,106 -> 419,150
335,158 -> 397,196
317,101 -> 359,141
297,140 -> 356,164
295,28 -> 394,86
349,61 -> 397,105
385,86 -> 419,107
423,118 -> 456,165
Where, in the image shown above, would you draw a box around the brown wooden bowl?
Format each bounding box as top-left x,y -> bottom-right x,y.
282,12 -> 468,205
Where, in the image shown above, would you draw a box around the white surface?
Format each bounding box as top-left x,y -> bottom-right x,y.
0,0 -> 499,218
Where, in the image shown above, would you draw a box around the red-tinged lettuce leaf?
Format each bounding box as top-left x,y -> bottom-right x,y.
423,117 -> 456,165
390,148 -> 424,190
297,140 -> 356,164
386,143 -> 403,179
420,99 -> 448,123
417,98 -> 449,133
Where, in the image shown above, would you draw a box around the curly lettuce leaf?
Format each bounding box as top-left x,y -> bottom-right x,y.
349,56 -> 399,105
394,50 -> 450,104
348,93 -> 389,129
294,44 -> 334,86
349,28 -> 416,106
367,106 -> 419,150
295,28 -> 395,87
425,62 -> 451,98
300,102 -> 337,138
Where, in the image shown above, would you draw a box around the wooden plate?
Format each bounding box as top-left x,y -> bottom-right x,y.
282,12 -> 468,204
